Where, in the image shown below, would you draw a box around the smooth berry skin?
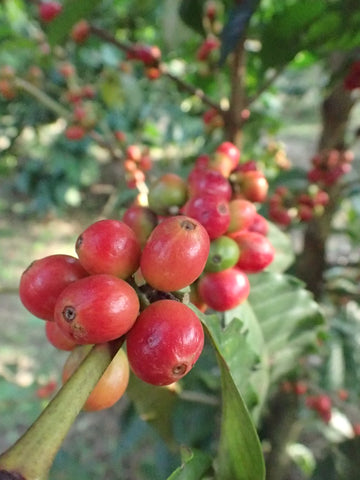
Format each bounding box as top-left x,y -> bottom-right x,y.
62,345 -> 129,411
248,212 -> 269,236
39,1 -> 62,22
54,274 -> 139,344
205,236 -> 240,273
19,254 -> 88,321
198,268 -> 250,311
232,231 -> 275,273
148,173 -> 188,215
185,194 -> 230,239
240,171 -> 269,203
227,198 -> 257,234
188,169 -> 232,202
45,320 -> 77,351
122,205 -> 158,248
140,215 -> 210,292
76,219 -> 141,279
126,300 -> 204,386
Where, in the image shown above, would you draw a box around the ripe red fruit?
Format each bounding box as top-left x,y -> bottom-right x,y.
185,194 -> 230,239
248,212 -> 269,236
126,300 -> 204,386
196,37 -> 219,61
65,125 -> 86,141
62,345 -> 129,411
239,171 -> 269,203
148,173 -> 188,215
215,141 -> 240,170
227,198 -> 257,234
188,168 -> 232,201
122,205 -> 158,248
126,44 -> 161,66
140,215 -> 210,292
232,231 -> 275,273
39,1 -> 62,22
45,320 -> 77,351
19,254 -> 88,321
54,274 -> 139,344
198,268 -> 250,311
75,219 -> 141,279
71,19 -> 90,43
0,79 -> 16,100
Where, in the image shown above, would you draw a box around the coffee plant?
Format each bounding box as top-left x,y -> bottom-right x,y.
1,1 -> 360,479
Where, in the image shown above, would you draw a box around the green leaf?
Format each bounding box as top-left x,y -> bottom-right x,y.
126,372 -> 178,448
193,308 -> 266,480
248,272 -> 325,382
167,447 -> 213,480
179,0 -> 206,35
266,221 -> 294,273
216,353 -> 265,480
47,0 -> 103,46
259,0 -> 326,69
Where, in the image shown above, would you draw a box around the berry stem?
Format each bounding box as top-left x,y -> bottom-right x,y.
0,342 -> 122,480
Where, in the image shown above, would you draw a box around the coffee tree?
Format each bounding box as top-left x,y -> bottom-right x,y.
0,1 -> 360,479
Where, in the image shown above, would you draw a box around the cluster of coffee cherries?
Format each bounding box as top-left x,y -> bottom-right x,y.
307,148 -> 354,186
142,141 -> 275,312
268,185 -> 330,226
19,214 -> 210,410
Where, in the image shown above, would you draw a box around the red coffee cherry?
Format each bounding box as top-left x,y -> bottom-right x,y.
54,274 -> 139,344
71,19 -> 90,43
140,215 -> 210,292
185,194 -> 230,239
248,212 -> 269,236
126,300 -> 204,386
45,320 -> 78,351
19,254 -> 88,321
232,231 -> 275,273
62,345 -> 129,411
122,205 -> 158,248
227,198 -> 257,234
188,168 -> 232,201
65,125 -> 86,141
198,268 -> 250,311
39,1 -> 62,22
75,219 -> 141,279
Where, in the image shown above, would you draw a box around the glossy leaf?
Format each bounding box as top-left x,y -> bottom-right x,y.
248,272 -> 325,382
266,221 -> 294,273
126,372 -> 178,448
219,0 -> 260,64
167,447 -> 213,480
47,0 -> 103,46
194,308 -> 266,480
179,0 -> 206,36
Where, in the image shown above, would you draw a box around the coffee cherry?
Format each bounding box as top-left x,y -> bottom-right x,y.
232,231 -> 275,273
65,125 -> 86,141
227,198 -> 257,234
205,236 -> 240,272
71,19 -> 90,43
62,345 -> 129,411
185,194 -> 230,239
122,205 -> 158,248
75,219 -> 141,279
19,254 -> 88,321
54,274 -> 139,344
39,1 -> 62,22
148,173 -> 188,215
198,268 -> 250,311
140,215 -> 210,292
248,212 -> 269,236
45,321 -> 77,351
212,141 -> 240,176
188,168 -> 232,201
239,171 -> 269,203
126,300 -> 204,386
